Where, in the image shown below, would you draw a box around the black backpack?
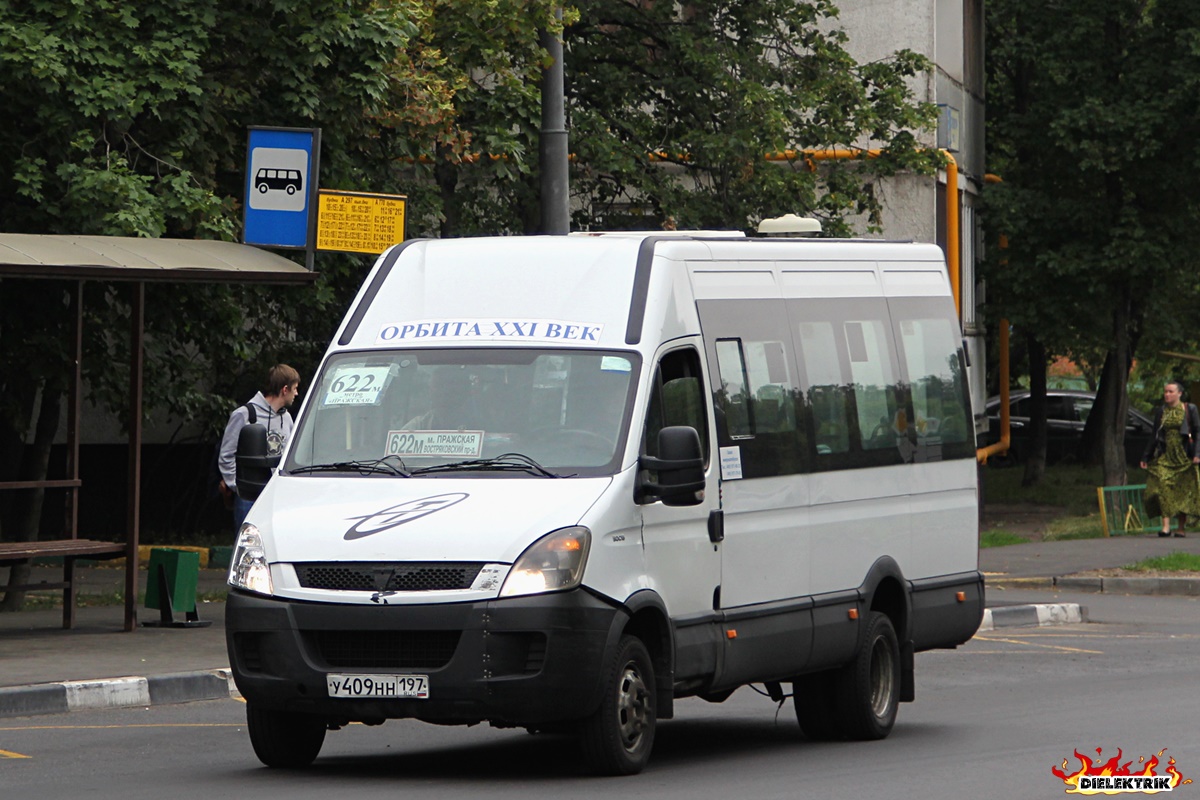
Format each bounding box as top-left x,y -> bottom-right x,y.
208,403 -> 257,508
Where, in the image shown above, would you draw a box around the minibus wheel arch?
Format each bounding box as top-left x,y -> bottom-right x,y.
861,560 -> 915,704
861,558 -> 911,642
617,590 -> 675,720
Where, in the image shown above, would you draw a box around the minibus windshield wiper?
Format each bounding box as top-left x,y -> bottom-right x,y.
409,453 -> 568,478
289,456 -> 410,477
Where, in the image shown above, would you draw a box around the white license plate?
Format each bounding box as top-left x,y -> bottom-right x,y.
326,674 -> 429,699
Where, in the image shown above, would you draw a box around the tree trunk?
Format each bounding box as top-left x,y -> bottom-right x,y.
1101,304 -> 1132,487
1077,350 -> 1113,466
0,379 -> 38,537
1022,335 -> 1047,487
1085,308 -> 1134,487
0,378 -> 64,612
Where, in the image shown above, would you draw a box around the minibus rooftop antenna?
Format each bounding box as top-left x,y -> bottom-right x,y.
757,214 -> 822,236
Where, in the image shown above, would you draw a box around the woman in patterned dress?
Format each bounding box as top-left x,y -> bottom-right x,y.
1140,381 -> 1200,537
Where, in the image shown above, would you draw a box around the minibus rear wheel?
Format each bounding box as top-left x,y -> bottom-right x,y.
836,611 -> 900,740
246,704 -> 326,768
580,635 -> 657,775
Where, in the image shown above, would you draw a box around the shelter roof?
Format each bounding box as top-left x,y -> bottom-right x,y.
0,234 -> 315,283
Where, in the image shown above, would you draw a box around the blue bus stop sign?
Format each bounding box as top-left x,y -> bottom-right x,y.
243,127 -> 320,249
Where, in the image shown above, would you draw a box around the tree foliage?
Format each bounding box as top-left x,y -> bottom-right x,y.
984,0 -> 1200,484
0,0 -> 466,589
565,0 -> 943,233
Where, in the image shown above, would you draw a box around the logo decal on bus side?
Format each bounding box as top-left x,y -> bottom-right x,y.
344,493 -> 469,540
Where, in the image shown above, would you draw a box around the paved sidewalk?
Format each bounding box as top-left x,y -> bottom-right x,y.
0,565 -> 231,718
979,528 -> 1200,579
2,530 -> 1198,718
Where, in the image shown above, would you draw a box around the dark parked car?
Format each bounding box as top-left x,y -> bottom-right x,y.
983,389 -> 1154,465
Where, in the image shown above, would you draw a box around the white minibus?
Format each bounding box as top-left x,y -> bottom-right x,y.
227,232 -> 983,774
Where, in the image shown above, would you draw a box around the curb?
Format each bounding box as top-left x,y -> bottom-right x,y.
0,601 -> 1085,719
0,669 -> 238,719
978,602 -> 1086,631
987,575 -> 1200,596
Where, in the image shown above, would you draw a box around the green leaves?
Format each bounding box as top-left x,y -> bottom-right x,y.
564,0 -> 941,233
984,0 -> 1200,349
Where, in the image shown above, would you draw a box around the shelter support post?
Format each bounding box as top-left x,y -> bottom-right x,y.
62,281 -> 83,628
124,283 -> 143,631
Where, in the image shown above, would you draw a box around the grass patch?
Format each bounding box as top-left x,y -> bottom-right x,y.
980,529 -> 1029,548
1122,552 -> 1200,572
984,463 -> 1106,515
1042,514 -> 1106,541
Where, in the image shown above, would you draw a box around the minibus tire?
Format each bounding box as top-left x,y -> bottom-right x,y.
793,670 -> 842,740
836,611 -> 900,740
246,704 -> 326,768
580,635 -> 657,775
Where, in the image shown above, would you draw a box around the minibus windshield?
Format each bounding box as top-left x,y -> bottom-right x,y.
286,348 -> 641,477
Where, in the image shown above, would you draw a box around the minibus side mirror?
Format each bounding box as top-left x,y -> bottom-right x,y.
235,423 -> 278,501
638,425 -> 705,507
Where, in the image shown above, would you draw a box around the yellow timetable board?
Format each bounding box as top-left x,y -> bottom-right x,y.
316,190 -> 406,254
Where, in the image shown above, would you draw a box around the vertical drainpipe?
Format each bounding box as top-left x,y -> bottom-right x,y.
944,152 -> 961,318
976,173 -> 1010,463
539,8 -> 569,235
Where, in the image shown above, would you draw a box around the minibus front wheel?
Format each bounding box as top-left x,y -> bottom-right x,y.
246,703 -> 326,768
580,635 -> 657,775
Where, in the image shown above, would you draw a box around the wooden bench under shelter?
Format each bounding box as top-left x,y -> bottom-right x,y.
0,540 -> 128,629
0,234 -> 315,630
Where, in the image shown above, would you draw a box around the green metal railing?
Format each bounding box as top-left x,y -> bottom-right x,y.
1097,484 -> 1168,536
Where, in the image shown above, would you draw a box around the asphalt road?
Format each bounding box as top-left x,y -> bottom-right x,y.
3,589 -> 1198,800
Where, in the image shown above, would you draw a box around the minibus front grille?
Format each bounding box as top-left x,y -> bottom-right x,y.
294,562 -> 485,592
307,630 -> 462,669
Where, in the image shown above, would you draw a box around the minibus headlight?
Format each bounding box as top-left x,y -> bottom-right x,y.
500,526 -> 591,598
228,524 -> 273,596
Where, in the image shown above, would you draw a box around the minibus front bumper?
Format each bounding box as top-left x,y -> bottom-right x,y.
225,588 -> 622,726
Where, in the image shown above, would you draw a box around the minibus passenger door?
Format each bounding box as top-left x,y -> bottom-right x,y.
638,346 -> 722,619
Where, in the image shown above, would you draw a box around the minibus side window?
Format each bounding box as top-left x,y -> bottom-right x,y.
697,299 -> 808,479
643,348 -> 709,463
790,298 -> 911,471
844,318 -> 902,451
796,321 -> 851,457
714,339 -> 753,437
888,299 -> 976,461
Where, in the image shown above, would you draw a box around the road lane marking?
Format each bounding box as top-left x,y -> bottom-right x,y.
0,748 -> 32,758
1014,632 -> 1200,640
974,635 -> 1103,654
0,723 -> 241,732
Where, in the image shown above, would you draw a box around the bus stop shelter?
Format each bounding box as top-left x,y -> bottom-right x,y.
0,235 -> 316,630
